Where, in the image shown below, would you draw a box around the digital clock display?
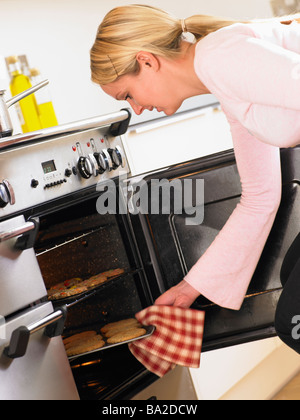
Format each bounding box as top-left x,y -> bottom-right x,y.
42,160 -> 56,174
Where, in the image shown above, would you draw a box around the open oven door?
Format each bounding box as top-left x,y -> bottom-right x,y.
128,146 -> 300,352
0,215 -> 79,400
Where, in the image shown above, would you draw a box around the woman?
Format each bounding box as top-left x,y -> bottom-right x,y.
90,5 -> 300,352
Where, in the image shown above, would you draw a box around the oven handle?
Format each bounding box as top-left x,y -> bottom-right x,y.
4,306 -> 67,359
0,108 -> 131,150
0,221 -> 35,243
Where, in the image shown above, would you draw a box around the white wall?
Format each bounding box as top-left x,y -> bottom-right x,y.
0,0 -> 273,127
125,106 -> 234,175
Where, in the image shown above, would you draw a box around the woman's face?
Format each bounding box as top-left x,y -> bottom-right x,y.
101,52 -> 185,116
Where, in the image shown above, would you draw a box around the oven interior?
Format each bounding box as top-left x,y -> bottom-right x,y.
32,188 -> 157,400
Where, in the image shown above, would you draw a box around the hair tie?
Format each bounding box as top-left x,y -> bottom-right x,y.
181,19 -> 187,33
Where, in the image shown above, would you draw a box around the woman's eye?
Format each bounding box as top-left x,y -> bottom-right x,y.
125,94 -> 132,101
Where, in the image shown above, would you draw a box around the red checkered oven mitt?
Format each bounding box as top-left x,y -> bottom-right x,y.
128,305 -> 205,377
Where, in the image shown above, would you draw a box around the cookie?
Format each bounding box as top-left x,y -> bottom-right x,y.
48,268 -> 124,301
81,274 -> 107,289
106,328 -> 146,344
104,322 -> 142,338
49,285 -> 88,300
48,291 -> 64,300
63,330 -> 97,347
49,282 -> 65,291
101,268 -> 124,278
101,318 -> 140,334
47,289 -> 61,298
66,335 -> 105,357
64,277 -> 82,288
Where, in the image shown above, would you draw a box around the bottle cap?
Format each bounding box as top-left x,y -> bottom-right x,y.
30,68 -> 40,77
6,56 -> 18,65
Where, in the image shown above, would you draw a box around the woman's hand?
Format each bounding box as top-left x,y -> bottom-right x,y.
154,280 -> 200,308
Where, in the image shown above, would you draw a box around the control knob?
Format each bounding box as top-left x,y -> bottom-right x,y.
77,156 -> 93,179
108,146 -> 125,169
31,179 -> 39,188
88,153 -> 99,177
93,149 -> 111,174
0,179 -> 15,208
64,168 -> 72,178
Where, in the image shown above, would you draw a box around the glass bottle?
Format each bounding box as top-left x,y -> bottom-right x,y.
6,55 -> 41,133
30,68 -> 58,128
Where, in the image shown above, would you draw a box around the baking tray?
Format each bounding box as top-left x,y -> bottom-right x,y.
67,325 -> 155,361
49,269 -> 143,307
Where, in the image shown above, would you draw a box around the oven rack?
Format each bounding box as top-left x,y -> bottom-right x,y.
35,223 -> 113,256
50,268 -> 144,308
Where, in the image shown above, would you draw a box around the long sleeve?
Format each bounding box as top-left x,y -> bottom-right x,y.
184,118 -> 282,310
184,22 -> 300,310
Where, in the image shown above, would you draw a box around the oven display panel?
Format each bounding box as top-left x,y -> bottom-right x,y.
42,160 -> 57,174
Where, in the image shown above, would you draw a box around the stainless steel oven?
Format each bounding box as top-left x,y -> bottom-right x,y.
0,106 -> 298,400
0,109 -> 155,400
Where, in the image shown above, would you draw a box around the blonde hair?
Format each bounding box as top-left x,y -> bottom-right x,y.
90,4 -> 300,85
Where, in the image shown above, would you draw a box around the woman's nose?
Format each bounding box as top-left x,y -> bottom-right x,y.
131,103 -> 145,115
127,98 -> 144,115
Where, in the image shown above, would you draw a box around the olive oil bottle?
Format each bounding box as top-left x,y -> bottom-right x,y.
7,56 -> 41,133
30,68 -> 58,128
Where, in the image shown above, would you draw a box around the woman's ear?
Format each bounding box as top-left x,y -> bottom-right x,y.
136,51 -> 160,71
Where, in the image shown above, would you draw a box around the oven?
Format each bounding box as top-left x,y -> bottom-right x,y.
0,109 -> 158,400
0,106 -> 298,400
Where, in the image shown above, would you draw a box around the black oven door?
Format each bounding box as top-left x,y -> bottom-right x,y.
131,146 -> 300,352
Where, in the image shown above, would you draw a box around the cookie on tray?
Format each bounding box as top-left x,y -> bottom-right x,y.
101,318 -> 140,334
63,277 -> 83,288
101,268 -> 124,278
104,323 -> 142,338
49,285 -> 88,300
66,335 -> 105,357
106,327 -> 146,344
81,274 -> 108,289
63,331 -> 98,349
